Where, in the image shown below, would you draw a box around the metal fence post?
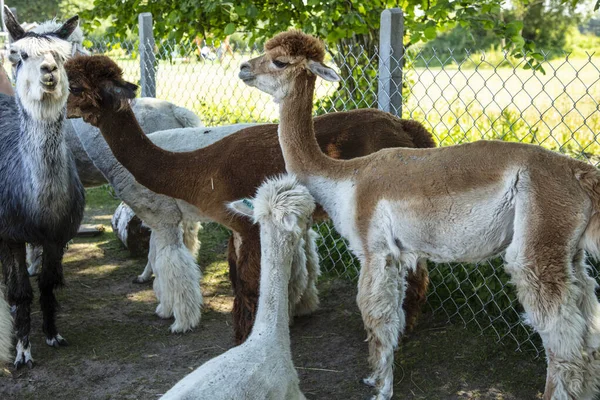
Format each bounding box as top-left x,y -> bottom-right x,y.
378,8 -> 404,117
138,12 -> 156,98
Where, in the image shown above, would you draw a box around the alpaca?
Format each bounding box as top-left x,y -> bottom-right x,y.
240,30 -> 600,400
12,96 -> 205,278
64,54 -> 433,344
161,174 -> 313,400
71,113 -> 263,331
0,285 -> 12,363
0,8 -> 85,368
4,21 -> 203,277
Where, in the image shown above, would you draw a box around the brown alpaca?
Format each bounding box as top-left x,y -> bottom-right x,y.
64,55 -> 433,343
240,30 -> 600,400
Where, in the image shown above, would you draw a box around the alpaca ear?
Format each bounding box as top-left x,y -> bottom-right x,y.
115,81 -> 138,100
3,6 -> 25,41
307,60 -> 340,82
228,199 -> 255,219
53,15 -> 79,40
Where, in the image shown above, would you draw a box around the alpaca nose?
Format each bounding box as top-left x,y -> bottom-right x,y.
239,62 -> 254,81
240,62 -> 251,72
41,64 -> 58,74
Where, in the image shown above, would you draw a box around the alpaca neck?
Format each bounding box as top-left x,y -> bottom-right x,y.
17,96 -> 69,188
277,75 -> 340,179
250,224 -> 295,349
95,105 -> 200,205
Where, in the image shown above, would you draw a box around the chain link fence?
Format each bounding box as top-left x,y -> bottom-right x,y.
71,32 -> 600,356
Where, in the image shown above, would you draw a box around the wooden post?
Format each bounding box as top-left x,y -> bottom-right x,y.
138,12 -> 156,98
378,8 -> 404,117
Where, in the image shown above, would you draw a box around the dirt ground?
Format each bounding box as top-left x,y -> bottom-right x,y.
0,187 -> 547,400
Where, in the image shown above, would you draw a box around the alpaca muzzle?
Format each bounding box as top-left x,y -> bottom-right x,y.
40,73 -> 58,91
238,62 -> 255,83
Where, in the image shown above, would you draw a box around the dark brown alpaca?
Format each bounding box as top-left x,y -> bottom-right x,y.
65,55 -> 433,343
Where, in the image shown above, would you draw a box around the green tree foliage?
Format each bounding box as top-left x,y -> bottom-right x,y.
513,0 -> 583,52
5,0 -> 60,23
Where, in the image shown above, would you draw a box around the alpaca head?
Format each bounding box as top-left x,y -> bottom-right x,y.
3,6 -> 78,120
228,174 -> 316,242
239,30 -> 340,103
64,55 -> 138,126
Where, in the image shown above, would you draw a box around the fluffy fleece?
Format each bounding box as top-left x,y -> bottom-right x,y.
161,175 -> 314,400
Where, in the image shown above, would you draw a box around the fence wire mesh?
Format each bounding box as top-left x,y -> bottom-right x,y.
56,37 -> 600,355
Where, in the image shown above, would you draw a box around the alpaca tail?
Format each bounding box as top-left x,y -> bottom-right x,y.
0,285 -> 13,363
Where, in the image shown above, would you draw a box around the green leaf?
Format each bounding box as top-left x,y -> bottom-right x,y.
505,20 -> 523,35
224,22 -> 236,35
595,0 -> 600,11
424,26 -> 437,40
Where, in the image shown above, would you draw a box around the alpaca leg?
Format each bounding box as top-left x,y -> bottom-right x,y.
26,244 -> 43,277
506,246 -> 588,399
154,227 -> 202,333
570,250 -> 600,399
182,220 -> 201,259
39,243 -> 68,348
402,258 -> 429,334
1,241 -> 34,369
293,228 -> 320,317
231,228 -> 261,344
358,253 -> 405,400
134,230 -> 157,284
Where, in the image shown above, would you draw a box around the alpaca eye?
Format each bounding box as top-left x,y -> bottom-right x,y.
20,52 -> 28,61
8,50 -> 20,64
272,60 -> 288,69
69,86 -> 83,95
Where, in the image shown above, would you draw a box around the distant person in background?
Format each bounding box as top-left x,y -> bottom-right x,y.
0,55 -> 13,95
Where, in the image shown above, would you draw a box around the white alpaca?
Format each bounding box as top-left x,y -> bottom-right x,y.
161,174 -> 313,400
240,31 -> 600,400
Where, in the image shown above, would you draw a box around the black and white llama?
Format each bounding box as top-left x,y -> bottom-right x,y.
0,8 -> 85,368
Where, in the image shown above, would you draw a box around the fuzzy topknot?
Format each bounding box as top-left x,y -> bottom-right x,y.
265,30 -> 325,62
252,174 -> 316,226
65,55 -> 125,85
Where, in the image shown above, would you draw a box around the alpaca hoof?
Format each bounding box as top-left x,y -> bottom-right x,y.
362,376 -> 377,387
14,358 -> 34,370
46,334 -> 68,348
170,322 -> 192,334
132,275 -> 153,284
14,340 -> 33,370
293,300 -> 319,317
